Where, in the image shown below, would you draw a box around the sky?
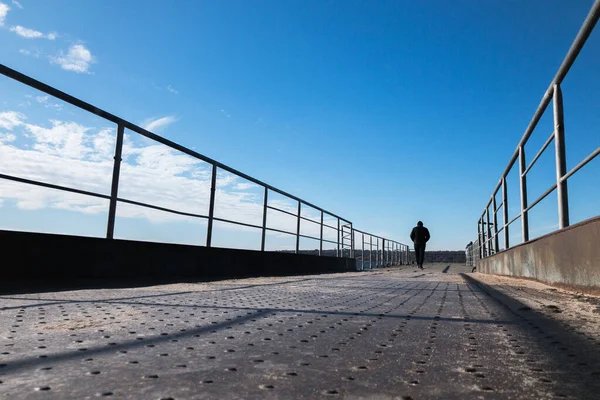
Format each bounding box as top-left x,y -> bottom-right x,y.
0,0 -> 599,252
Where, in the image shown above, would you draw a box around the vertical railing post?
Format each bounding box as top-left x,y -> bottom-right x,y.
486,206 -> 492,255
502,176 -> 509,250
106,123 -> 125,239
369,235 -> 373,269
337,218 -> 340,257
376,238 -> 379,268
382,239 -> 385,267
319,211 -> 323,256
519,146 -> 529,242
361,232 -> 365,271
206,164 -> 217,247
492,195 -> 499,254
350,223 -> 354,259
553,84 -> 570,229
478,219 -> 483,259
296,201 -> 301,254
261,187 -> 268,251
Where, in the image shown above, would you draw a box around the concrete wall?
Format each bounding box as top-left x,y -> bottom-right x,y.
0,230 -> 355,286
477,216 -> 600,295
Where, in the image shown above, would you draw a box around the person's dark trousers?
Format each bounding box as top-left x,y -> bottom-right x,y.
415,244 -> 426,267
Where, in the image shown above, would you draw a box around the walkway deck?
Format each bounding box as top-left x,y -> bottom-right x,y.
1,264 -> 600,399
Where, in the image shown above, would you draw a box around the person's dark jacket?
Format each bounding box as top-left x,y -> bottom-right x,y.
410,226 -> 430,246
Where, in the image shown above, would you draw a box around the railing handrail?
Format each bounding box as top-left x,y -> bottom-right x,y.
0,64 -> 410,263
478,0 -> 600,259
486,0 -> 600,201
0,63 -> 349,223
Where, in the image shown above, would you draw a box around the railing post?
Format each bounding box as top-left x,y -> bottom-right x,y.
486,207 -> 492,255
492,196 -> 499,253
319,211 -> 323,256
361,232 -> 365,270
337,218 -> 340,257
296,201 -> 301,254
502,176 -> 509,250
519,146 -> 529,242
106,123 -> 125,239
369,235 -> 373,269
206,164 -> 217,247
477,218 -> 483,259
261,187 -> 268,251
350,223 -> 354,259
553,84 -> 570,229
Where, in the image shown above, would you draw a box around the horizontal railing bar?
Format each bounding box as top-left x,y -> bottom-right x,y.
299,216 -> 321,225
211,217 -> 263,230
0,173 -> 111,200
118,198 -> 209,219
0,63 -> 350,223
523,183 -> 558,214
494,201 -> 504,214
298,233 -> 322,241
266,205 -> 298,218
560,146 -> 600,183
506,214 -> 521,228
522,130 -> 555,177
264,226 -> 297,237
321,223 -> 338,230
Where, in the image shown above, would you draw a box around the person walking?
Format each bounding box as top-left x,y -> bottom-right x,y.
410,221 -> 430,269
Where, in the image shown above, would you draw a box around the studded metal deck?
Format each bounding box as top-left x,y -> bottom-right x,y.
1,264 -> 600,399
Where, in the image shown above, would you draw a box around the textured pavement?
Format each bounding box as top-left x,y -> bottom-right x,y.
1,264 -> 600,399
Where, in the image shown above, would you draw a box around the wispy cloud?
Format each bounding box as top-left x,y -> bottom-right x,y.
142,116 -> 178,132
0,2 -> 9,26
49,44 -> 94,73
11,0 -> 21,9
18,47 -> 41,58
10,25 -> 57,40
221,109 -> 231,118
167,85 -> 178,94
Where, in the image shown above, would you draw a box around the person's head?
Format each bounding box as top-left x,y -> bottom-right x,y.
417,221 -> 423,227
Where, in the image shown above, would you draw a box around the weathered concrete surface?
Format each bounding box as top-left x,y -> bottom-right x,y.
0,230 -> 355,286
478,216 -> 600,295
1,264 -> 599,399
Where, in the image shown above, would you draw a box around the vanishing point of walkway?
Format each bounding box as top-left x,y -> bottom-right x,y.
1,264 -> 600,399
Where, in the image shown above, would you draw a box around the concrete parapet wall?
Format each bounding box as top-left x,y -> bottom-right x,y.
0,230 -> 355,284
477,216 -> 600,295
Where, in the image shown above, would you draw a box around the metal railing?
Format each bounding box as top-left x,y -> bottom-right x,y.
0,64 -> 409,267
478,0 -> 600,259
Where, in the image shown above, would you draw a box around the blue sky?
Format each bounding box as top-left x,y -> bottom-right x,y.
0,0 -> 598,251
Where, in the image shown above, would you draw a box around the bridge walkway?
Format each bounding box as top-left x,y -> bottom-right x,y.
1,264 -> 599,399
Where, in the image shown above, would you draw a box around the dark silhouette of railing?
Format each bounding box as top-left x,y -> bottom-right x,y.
0,64 -> 409,268
478,0 -> 600,259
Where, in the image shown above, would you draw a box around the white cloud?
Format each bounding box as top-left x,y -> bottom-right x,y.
35,95 -> 48,103
0,111 -> 25,130
0,132 -> 16,143
0,3 -> 9,26
11,0 -> 21,9
10,25 -> 56,40
19,48 -> 30,55
0,112 -> 338,243
142,116 -> 177,132
50,44 -> 94,73
10,25 -> 43,38
167,85 -> 178,94
221,109 -> 231,118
